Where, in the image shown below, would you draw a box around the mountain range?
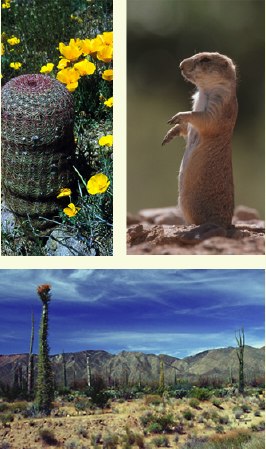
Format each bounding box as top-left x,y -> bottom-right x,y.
0,346 -> 264,388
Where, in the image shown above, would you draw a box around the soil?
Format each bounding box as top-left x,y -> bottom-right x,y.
127,205 -> 265,255
0,393 -> 264,448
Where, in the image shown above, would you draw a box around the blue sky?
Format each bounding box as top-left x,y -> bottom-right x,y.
0,269 -> 264,358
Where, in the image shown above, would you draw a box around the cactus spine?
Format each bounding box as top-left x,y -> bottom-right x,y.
36,284 -> 54,414
235,328 -> 245,394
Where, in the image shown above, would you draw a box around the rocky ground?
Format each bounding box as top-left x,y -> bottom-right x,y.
0,392 -> 264,448
127,205 -> 265,255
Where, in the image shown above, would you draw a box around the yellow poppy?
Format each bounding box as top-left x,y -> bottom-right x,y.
74,59 -> 96,76
7,36 -> 20,45
56,67 -> 80,92
57,188 -> 72,198
87,173 -> 110,195
102,69 -> 113,81
40,63 -> 54,74
104,97 -> 113,108
97,45 -> 113,63
99,135 -> 113,147
57,58 -> 69,69
63,203 -> 81,217
10,62 -> 22,70
58,40 -> 82,61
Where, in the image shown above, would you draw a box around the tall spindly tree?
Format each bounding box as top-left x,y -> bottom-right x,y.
36,284 -> 54,415
235,328 -> 245,395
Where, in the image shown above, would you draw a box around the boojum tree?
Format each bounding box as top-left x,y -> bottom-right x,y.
36,284 -> 54,414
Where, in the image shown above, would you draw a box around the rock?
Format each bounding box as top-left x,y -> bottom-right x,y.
1,200 -> 16,234
127,205 -> 265,255
138,206 -> 185,225
234,205 -> 260,221
45,228 -> 96,256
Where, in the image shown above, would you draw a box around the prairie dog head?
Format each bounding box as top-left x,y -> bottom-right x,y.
179,52 -> 237,89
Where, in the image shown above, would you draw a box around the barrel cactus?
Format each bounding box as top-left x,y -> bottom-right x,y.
1,74 -> 75,229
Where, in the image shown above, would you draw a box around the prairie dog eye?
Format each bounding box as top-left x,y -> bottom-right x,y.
200,57 -> 211,63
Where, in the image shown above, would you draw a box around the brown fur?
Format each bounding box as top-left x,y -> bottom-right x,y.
162,52 -> 238,227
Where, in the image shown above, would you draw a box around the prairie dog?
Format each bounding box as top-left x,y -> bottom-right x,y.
162,52 -> 238,228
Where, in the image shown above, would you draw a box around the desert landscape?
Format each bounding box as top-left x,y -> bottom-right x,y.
0,347 -> 265,449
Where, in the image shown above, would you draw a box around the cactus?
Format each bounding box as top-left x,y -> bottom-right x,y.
27,311 -> 35,397
159,358 -> 165,391
1,74 -> 75,229
36,284 -> 54,414
235,328 -> 245,394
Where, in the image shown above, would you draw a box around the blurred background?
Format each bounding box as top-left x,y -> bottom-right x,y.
127,0 -> 265,217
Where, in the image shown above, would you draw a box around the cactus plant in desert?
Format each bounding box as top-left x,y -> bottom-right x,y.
1,74 -> 75,230
36,284 -> 54,415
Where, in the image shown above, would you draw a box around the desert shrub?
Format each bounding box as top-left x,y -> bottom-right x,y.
233,407 -> 243,419
145,395 -> 163,406
242,434 -> 265,449
77,426 -> 88,438
258,399 -> 265,410
91,433 -> 102,447
218,415 -> 229,425
151,436 -> 170,447
180,436 -> 208,449
140,411 -> 174,433
175,423 -> 185,434
0,403 -> 9,412
182,408 -> 194,421
74,397 -> 93,412
134,433 -> 145,449
212,398 -> 222,408
251,420 -> 265,432
254,409 -> 261,416
140,411 -> 154,427
189,387 -> 211,401
39,428 -> 58,445
65,441 -> 87,449
102,433 -> 119,449
0,413 -> 14,425
215,425 -> 224,434
189,398 -> 200,409
147,422 -> 163,434
7,401 -> 28,413
241,403 -> 251,413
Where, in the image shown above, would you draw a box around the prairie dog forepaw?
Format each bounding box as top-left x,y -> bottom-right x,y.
168,111 -> 191,125
162,124 -> 186,145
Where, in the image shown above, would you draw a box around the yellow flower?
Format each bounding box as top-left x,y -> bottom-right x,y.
7,36 -> 20,46
102,31 -> 113,46
102,69 -> 113,81
87,173 -> 110,195
80,38 -> 92,56
40,62 -> 54,74
57,188 -> 72,198
63,203 -> 81,217
56,67 -> 80,92
10,62 -> 22,70
58,39 -> 82,61
1,43 -> 4,56
2,1 -> 10,9
99,135 -> 113,147
74,59 -> 96,76
104,97 -> 113,108
90,35 -> 104,54
57,58 -> 69,69
97,45 -> 113,63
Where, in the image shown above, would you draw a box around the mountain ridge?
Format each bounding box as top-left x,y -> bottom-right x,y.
0,345 -> 264,388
